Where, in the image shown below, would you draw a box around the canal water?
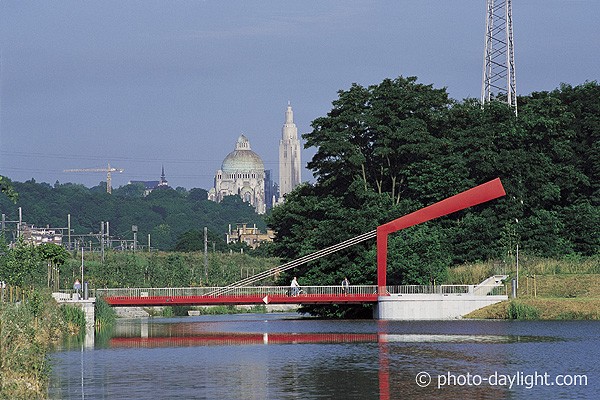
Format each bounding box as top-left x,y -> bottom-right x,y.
48,314 -> 598,399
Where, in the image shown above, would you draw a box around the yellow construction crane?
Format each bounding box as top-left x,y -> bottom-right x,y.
64,163 -> 124,194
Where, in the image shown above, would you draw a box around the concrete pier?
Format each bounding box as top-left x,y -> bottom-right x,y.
52,293 -> 96,328
374,275 -> 509,320
374,293 -> 508,320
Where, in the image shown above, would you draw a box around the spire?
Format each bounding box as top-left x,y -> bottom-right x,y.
159,165 -> 168,186
279,102 -> 301,198
285,103 -> 294,125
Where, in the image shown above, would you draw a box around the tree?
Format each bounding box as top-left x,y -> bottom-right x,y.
305,76 -> 453,203
113,182 -> 146,198
386,224 -> 450,285
272,77 -> 461,288
0,238 -> 43,287
0,179 -> 267,252
174,229 -> 228,252
38,243 -> 70,290
0,176 -> 18,203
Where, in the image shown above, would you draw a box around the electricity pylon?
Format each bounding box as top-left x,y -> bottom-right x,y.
481,0 -> 517,114
64,163 -> 124,194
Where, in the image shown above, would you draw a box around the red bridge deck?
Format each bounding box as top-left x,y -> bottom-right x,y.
99,285 -> 379,307
104,293 -> 379,306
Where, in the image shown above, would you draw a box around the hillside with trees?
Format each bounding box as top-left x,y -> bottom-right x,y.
0,182 -> 266,251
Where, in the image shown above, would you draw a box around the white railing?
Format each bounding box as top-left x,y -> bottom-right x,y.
95,284 -> 505,299
386,284 -> 506,296
96,285 -> 378,298
473,285 -> 507,296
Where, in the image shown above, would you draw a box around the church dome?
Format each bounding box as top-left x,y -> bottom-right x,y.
221,134 -> 264,173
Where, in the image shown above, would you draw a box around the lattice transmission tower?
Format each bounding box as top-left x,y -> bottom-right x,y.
481,0 -> 517,114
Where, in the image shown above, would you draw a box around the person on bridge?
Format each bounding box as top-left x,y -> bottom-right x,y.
290,277 -> 300,296
342,277 -> 350,295
73,279 -> 81,294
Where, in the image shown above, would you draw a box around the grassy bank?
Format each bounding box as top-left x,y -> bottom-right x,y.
0,290 -> 85,399
467,298 -> 600,320
446,255 -> 600,320
463,272 -> 600,320
446,255 -> 600,284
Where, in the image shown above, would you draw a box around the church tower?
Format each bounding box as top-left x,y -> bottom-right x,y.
278,102 -> 302,198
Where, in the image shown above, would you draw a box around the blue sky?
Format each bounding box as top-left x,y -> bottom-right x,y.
1,0 -> 598,191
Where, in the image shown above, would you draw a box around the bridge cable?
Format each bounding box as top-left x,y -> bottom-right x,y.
208,229 -> 376,296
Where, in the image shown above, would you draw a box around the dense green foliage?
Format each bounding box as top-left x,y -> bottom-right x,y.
267,78 -> 599,316
0,176 -> 17,203
1,78 -> 598,311
62,304 -> 86,332
0,241 -> 71,289
0,184 -> 265,251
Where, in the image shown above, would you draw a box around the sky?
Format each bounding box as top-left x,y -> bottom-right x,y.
1,0 -> 598,191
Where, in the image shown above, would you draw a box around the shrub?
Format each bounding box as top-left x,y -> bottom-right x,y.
95,298 -> 116,328
507,301 -> 540,320
62,305 -> 86,334
171,305 -> 192,316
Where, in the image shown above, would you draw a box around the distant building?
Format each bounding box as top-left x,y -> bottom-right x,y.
226,223 -> 274,249
208,135 -> 266,214
207,104 -> 301,212
158,165 -> 169,188
21,224 -> 62,246
129,166 -> 171,196
264,169 -> 278,210
278,103 -> 302,200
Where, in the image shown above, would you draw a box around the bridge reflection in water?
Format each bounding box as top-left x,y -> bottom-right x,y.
108,319 -> 516,349
110,332 -> 379,348
108,320 -> 517,400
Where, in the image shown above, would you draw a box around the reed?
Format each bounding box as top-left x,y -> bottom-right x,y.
0,290 -> 70,399
507,301 -> 540,320
94,297 -> 117,328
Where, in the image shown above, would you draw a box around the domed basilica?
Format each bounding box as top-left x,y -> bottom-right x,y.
208,134 -> 266,213
208,104 -> 301,214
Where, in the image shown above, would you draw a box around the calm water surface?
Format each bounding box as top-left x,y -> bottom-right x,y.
48,314 -> 599,399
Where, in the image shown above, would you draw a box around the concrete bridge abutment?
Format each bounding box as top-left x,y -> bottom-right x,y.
374,293 -> 507,320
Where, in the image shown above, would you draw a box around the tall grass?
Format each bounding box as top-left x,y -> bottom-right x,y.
446,261 -> 510,284
95,298 -> 117,328
0,290 -> 70,399
62,305 -> 86,334
521,254 -> 600,275
507,301 -> 540,320
446,254 -> 599,285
